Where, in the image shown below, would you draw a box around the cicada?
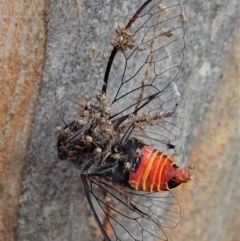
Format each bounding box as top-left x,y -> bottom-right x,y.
56,0 -> 193,240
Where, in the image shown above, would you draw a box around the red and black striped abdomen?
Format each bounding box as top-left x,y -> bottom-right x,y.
129,146 -> 192,192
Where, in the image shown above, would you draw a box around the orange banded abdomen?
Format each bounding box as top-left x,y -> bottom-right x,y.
128,146 -> 192,192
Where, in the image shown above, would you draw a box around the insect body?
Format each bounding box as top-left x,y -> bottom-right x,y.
56,0 -> 191,240
128,146 -> 192,192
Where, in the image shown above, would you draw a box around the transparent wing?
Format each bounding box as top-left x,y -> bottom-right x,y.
82,175 -> 181,241
105,0 -> 186,150
126,86 -> 185,152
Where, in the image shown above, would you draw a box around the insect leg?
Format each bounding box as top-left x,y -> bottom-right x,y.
59,112 -> 68,128
120,124 -> 134,145
63,124 -> 89,145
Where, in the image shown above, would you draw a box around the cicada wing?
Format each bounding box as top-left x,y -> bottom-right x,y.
82,175 -> 181,241
104,0 -> 186,155
132,87 -> 185,150
82,176 -> 111,241
106,0 -> 186,120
